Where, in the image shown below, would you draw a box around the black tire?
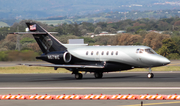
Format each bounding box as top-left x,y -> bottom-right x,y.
94,72 -> 103,78
147,73 -> 154,78
75,73 -> 83,79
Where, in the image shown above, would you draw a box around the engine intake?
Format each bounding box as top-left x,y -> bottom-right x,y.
63,52 -> 72,63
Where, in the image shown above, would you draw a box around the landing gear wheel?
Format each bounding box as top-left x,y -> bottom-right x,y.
147,73 -> 154,78
94,72 -> 103,78
75,73 -> 83,79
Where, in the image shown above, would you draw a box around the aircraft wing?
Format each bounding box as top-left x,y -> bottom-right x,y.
18,63 -> 104,69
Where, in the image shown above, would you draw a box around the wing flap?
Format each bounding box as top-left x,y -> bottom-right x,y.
19,64 -> 104,69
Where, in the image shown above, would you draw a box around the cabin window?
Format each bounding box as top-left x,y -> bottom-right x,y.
91,51 -> 93,55
96,51 -> 99,55
106,51 -> 109,55
101,51 -> 104,55
111,51 -> 114,55
116,51 -> 118,55
86,51 -> 88,55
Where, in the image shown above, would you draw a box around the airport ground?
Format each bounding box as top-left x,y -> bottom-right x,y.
0,60 -> 180,106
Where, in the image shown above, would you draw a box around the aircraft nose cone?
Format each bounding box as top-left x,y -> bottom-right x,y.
161,57 -> 170,65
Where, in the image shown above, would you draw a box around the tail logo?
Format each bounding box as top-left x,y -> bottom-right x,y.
30,24 -> 36,31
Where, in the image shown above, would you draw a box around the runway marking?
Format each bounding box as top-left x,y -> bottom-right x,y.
123,101 -> 180,106
1,87 -> 180,90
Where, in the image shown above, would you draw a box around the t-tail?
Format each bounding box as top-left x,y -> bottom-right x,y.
26,22 -> 67,53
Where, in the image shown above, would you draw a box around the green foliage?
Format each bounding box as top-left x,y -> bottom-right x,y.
133,42 -> 142,45
0,51 -> 8,61
0,50 -> 39,61
167,53 -> 180,60
94,27 -> 102,34
80,37 -> 95,43
72,23 -> 81,36
6,50 -> 38,61
171,36 -> 180,51
54,23 -> 82,36
172,31 -> 180,36
158,38 -> 180,59
56,35 -> 79,43
20,37 -> 35,44
0,27 -> 10,40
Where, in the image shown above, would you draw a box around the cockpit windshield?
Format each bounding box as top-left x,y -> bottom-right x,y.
136,48 -> 156,54
145,49 -> 155,54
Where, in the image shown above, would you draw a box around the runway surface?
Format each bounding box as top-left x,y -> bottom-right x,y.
0,60 -> 180,106
0,72 -> 180,106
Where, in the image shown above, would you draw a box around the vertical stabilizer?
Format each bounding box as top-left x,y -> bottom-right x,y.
26,22 -> 66,53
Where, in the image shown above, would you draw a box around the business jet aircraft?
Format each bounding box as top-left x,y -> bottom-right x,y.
13,22 -> 170,79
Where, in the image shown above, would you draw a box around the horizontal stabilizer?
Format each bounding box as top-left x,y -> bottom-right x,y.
18,63 -> 104,69
10,32 -> 58,35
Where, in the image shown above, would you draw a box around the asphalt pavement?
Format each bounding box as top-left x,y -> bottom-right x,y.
0,60 -> 180,106
0,72 -> 179,106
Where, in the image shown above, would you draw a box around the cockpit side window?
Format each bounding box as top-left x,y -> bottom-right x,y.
136,49 -> 140,53
136,48 -> 156,54
139,49 -> 144,53
136,49 -> 144,53
145,49 -> 155,54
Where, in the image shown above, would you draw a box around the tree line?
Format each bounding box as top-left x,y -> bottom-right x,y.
0,17 -> 180,61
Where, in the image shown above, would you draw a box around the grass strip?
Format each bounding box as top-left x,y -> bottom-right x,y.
127,66 -> 180,72
0,66 -> 70,74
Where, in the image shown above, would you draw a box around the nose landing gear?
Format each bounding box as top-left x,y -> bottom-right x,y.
147,73 -> 154,78
147,68 -> 154,78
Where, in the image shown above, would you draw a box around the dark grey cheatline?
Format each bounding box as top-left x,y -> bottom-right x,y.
13,22 -> 170,79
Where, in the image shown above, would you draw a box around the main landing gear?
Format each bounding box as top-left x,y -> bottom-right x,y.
72,70 -> 83,79
147,68 -> 154,78
75,73 -> 83,79
94,72 -> 103,78
72,71 -> 103,79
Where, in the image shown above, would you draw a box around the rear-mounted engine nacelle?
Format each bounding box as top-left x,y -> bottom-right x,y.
63,52 -> 72,63
37,51 -> 72,64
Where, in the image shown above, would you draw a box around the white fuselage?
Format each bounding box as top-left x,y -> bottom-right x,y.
67,45 -> 170,68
